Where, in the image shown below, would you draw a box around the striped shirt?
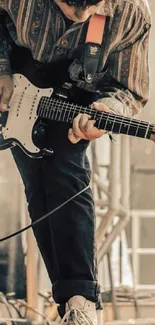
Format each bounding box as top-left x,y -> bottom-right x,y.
0,0 -> 151,116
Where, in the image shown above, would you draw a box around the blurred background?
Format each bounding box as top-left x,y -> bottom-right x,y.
0,1 -> 155,324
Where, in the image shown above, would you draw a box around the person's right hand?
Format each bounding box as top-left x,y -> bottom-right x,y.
0,75 -> 14,111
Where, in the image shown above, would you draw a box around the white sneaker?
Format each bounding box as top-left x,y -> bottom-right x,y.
60,295 -> 97,325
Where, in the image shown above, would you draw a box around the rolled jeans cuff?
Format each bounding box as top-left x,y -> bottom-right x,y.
52,280 -> 99,303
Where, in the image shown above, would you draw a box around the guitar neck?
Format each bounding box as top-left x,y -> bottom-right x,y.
38,96 -> 154,140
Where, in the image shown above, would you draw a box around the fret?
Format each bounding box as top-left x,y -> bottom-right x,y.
126,118 -> 131,135
42,105 -> 47,118
55,100 -> 61,119
78,105 -> 84,115
54,102 -> 61,121
93,110 -> 98,120
52,101 -> 58,120
146,124 -> 154,139
55,99 -> 61,120
135,124 -> 149,138
58,105 -> 63,121
144,122 -> 150,138
66,103 -> 70,122
95,112 -> 118,132
119,118 -> 145,137
117,116 -> 123,133
117,117 -> 136,136
66,103 -> 72,122
97,111 -> 104,129
120,121 -> 131,135
71,107 -> 77,122
134,120 -> 141,137
99,113 -> 124,133
126,118 -> 136,136
83,104 -> 87,114
37,97 -> 153,142
48,103 -> 53,120
62,107 -> 67,121
109,118 -> 123,133
120,119 -> 149,138
43,102 -> 50,119
88,105 -> 93,119
95,113 -> 149,139
104,119 -> 114,131
111,114 -> 117,132
51,99 -> 56,120
95,115 -> 106,129
38,97 -> 44,116
127,120 -> 145,137
45,103 -> 50,119
70,103 -> 76,122
104,113 -> 110,130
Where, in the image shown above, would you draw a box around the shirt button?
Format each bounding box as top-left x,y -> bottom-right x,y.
55,47 -> 64,55
60,38 -> 68,47
144,23 -> 150,30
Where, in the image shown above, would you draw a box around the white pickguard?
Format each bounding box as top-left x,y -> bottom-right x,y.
2,74 -> 53,155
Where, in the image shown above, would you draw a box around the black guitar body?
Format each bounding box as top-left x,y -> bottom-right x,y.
0,43 -> 98,155
0,43 -> 154,156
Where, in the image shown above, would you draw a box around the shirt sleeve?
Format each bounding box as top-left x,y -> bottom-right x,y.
0,10 -> 12,75
97,5 -> 151,117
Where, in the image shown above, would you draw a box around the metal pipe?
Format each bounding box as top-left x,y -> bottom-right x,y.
7,183 -> 20,294
93,173 -> 110,197
96,136 -> 121,247
97,136 -> 131,261
26,211 -> 38,320
96,208 -> 117,244
109,136 -> 121,210
97,213 -> 130,263
119,135 -> 131,286
120,136 -> 131,211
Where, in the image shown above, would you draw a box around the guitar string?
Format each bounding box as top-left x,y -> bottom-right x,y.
40,98 -> 146,125
0,106 -> 151,147
39,104 -> 135,134
5,99 -> 153,131
1,108 -> 152,138
1,94 -> 153,132
7,91 -> 152,127
39,99 -> 153,133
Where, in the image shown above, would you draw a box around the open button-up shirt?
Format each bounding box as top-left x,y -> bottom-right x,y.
0,0 -> 152,116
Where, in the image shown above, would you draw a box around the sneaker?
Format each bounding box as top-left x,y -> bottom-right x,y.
60,295 -> 97,325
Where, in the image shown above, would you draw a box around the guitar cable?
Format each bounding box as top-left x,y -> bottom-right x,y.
0,184 -> 90,243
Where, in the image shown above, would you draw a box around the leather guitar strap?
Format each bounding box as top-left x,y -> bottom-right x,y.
83,14 -> 106,83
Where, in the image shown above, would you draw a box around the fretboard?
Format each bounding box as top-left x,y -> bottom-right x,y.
37,96 -> 154,140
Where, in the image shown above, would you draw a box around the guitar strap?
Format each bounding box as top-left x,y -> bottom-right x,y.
83,14 -> 106,83
69,14 -> 106,84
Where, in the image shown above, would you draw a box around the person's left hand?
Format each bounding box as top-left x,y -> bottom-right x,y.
68,101 -> 114,144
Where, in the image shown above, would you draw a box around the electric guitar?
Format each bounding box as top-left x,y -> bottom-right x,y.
0,73 -> 155,158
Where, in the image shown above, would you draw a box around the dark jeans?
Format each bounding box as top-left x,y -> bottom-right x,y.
11,121 -> 101,307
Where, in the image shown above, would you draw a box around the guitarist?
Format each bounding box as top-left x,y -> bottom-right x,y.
0,0 -> 151,324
